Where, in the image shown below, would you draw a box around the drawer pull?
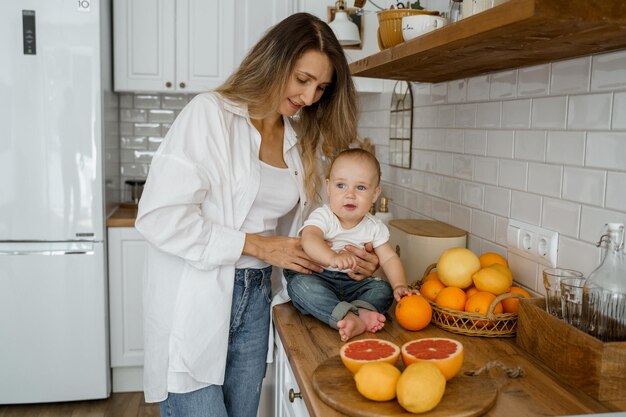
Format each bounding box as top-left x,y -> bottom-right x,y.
288,388 -> 302,403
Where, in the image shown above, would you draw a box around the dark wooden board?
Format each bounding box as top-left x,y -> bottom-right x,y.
313,356 -> 498,417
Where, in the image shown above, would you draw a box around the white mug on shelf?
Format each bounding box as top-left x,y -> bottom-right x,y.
401,15 -> 448,41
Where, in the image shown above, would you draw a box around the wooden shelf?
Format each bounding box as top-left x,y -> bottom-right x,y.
349,0 -> 626,83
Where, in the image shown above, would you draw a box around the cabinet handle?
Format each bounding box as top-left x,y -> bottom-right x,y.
179,82 -> 186,88
165,81 -> 172,88
288,388 -> 302,403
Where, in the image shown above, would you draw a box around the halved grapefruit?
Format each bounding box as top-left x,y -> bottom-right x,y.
401,337 -> 464,380
339,339 -> 400,374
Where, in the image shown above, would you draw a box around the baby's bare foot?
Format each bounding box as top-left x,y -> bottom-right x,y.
358,308 -> 386,333
337,312 -> 367,342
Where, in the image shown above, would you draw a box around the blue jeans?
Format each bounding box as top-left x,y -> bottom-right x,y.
159,266 -> 272,417
284,269 -> 393,329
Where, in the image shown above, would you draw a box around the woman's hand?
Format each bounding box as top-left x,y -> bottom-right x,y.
243,234 -> 324,274
343,242 -> 380,280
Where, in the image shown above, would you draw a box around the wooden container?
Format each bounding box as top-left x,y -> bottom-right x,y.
516,298 -> 626,401
388,219 -> 466,284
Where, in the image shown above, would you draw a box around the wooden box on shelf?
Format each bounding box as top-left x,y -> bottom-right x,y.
516,298 -> 626,401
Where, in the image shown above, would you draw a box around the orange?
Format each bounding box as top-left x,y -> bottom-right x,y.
502,286 -> 531,313
437,248 -> 480,289
435,286 -> 467,311
465,286 -> 479,298
422,270 -> 440,283
419,278 -> 445,302
401,337 -> 464,381
395,294 -> 432,331
479,252 -> 508,269
464,291 -> 503,328
339,339 -> 400,374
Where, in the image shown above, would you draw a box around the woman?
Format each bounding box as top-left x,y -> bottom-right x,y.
135,12 -> 379,417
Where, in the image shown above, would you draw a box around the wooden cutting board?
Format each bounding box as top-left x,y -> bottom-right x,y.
313,356 -> 498,417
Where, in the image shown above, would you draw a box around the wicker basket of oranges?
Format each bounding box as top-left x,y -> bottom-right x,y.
412,263 -> 529,337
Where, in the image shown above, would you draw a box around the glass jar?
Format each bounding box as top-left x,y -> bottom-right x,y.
581,223 -> 626,342
448,0 -> 463,22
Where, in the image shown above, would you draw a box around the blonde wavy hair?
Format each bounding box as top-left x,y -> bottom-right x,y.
216,13 -> 358,203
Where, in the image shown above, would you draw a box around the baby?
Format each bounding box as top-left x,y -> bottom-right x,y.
285,148 -> 413,341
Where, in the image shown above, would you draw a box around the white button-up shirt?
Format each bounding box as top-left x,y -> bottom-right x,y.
135,92 -> 309,403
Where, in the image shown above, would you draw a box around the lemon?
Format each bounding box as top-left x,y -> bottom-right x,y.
354,362 -> 401,401
437,248 -> 481,289
472,264 -> 513,295
396,362 -> 446,413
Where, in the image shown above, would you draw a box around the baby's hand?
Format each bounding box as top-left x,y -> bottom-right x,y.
393,285 -> 419,302
330,252 -> 358,271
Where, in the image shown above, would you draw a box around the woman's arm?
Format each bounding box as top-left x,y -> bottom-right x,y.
343,243 -> 380,280
243,233 -> 323,274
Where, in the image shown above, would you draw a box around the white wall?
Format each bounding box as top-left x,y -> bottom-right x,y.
358,50 -> 626,295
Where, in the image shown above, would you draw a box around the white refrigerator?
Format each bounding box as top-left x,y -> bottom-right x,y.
0,0 -> 112,404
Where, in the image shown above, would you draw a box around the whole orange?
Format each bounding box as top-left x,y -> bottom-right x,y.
465,286 -> 479,298
464,291 -> 503,328
435,287 -> 467,311
502,286 -> 531,313
479,252 -> 508,269
423,270 -> 440,283
420,278 -> 445,302
395,294 -> 432,331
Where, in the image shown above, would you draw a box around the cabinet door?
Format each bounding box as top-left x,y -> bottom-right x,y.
176,0 -> 235,92
108,227 -> 148,367
113,0 -> 176,92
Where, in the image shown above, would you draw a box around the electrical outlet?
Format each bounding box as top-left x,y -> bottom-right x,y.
506,220 -> 559,267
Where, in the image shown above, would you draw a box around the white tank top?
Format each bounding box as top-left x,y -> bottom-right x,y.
236,160 -> 299,268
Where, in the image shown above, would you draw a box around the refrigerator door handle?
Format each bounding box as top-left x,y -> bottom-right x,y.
0,241 -> 95,255
0,250 -> 94,256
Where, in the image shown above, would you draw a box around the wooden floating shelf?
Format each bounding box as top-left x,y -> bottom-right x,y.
349,0 -> 626,83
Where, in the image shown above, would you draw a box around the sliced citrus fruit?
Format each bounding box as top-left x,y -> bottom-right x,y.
401,337 -> 464,380
340,339 -> 400,374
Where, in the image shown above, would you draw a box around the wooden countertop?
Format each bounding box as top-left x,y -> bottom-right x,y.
273,302 -> 626,417
106,204 -> 137,227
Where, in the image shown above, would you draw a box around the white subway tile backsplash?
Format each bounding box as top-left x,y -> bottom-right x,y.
464,130 -> 487,155
510,191 -> 542,225
416,150 -> 437,171
606,171 -> 626,211
162,95 -> 189,110
120,136 -> 148,150
562,167 -> 606,206
148,136 -> 163,151
471,210 -> 496,240
557,236 -> 601,276
585,131 -> 626,171
613,92 -> 626,130
507,252 -> 539,291
461,182 -> 484,209
455,104 -> 476,128
486,130 -> 514,158
135,123 -> 162,136
119,94 -> 134,109
426,174 -> 443,196
453,155 -> 473,179
438,105 -> 455,127
441,178 -> 462,202
499,160 -> 528,191
591,50 -> 626,91
120,109 -> 147,123
580,205 -> 626,244
473,157 -> 499,185
431,83 -> 448,104
134,95 -> 161,109
476,102 -> 501,128
148,109 -> 176,123
490,70 -> 518,99
527,163 -> 562,197
531,96 -> 567,129
495,216 -> 509,246
541,197 -> 580,238
416,193 -> 433,216
467,75 -> 490,102
120,163 -> 149,178
432,198 -> 451,222
546,131 -> 585,166
550,57 -> 591,94
501,99 -> 531,128
514,130 -> 546,162
450,203 -> 471,231
484,186 -> 510,216
467,234 -> 481,254
445,129 -> 465,152
567,93 -> 612,130
412,83 -> 432,106
518,64 -> 550,97
447,79 -> 467,103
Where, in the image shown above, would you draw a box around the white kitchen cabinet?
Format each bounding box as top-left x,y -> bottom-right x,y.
107,226 -> 147,392
275,335 -> 311,417
113,0 -> 235,93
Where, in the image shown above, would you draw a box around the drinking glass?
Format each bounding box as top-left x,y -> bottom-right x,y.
560,277 -> 586,329
543,268 -> 583,318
